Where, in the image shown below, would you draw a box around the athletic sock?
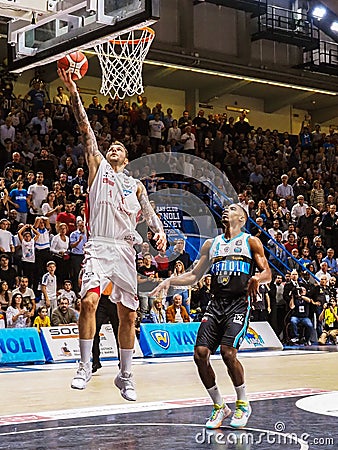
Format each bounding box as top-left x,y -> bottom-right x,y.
119,348 -> 133,375
207,385 -> 223,405
234,383 -> 248,402
79,339 -> 93,364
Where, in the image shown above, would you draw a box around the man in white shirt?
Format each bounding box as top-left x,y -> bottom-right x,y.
0,117 -> 15,146
291,195 -> 308,222
149,113 -> 164,153
276,174 -> 294,209
0,219 -> 14,254
27,172 -> 49,220
181,126 -> 196,155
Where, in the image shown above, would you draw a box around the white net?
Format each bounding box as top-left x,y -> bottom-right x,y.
94,27 -> 155,99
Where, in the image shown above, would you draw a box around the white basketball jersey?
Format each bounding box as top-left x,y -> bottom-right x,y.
87,159 -> 142,244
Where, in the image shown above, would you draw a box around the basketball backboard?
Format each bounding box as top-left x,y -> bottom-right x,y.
5,0 -> 159,73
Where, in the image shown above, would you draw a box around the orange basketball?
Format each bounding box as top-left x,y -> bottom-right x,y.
57,51 -> 89,80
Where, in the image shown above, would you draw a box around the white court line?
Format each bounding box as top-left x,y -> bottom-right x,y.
0,388 -> 328,426
0,422 -> 309,449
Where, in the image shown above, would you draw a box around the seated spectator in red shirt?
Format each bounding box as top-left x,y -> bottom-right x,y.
166,294 -> 190,323
154,250 -> 169,278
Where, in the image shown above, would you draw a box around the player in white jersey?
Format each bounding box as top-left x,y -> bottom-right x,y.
151,204 -> 271,428
58,69 -> 166,399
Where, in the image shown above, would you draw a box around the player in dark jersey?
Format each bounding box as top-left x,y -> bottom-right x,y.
151,203 -> 271,429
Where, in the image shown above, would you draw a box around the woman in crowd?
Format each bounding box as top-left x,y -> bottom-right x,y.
149,297 -> 166,323
0,280 -> 12,311
41,192 -> 63,234
6,293 -> 30,328
50,222 -> 70,287
170,260 -> 191,314
310,180 -> 325,208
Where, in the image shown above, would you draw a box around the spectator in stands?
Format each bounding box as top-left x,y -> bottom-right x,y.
0,280 -> 11,311
268,219 -> 283,239
291,195 -> 307,222
53,86 -> 70,106
320,205 -> 338,252
154,249 -> 169,278
0,253 -> 18,289
12,275 -> 36,319
315,262 -> 332,281
9,179 -> 28,224
5,152 -> 25,181
33,305 -> 51,332
0,116 -> 15,146
181,126 -> 197,155
56,201 -> 76,235
41,192 -> 63,234
284,234 -> 298,254
296,206 -> 318,241
18,224 -> 39,286
71,167 -> 88,193
289,286 -> 315,345
310,180 -> 325,208
69,219 -> 87,295
251,283 -> 270,321
149,297 -> 167,323
168,238 -> 192,274
58,280 -> 77,307
310,236 -> 326,260
276,174 -> 294,210
137,253 -> 159,318
0,218 -> 15,257
51,297 -> 77,326
318,297 -> 338,345
40,261 -> 57,313
50,222 -> 70,286
25,81 -> 46,113
166,293 -> 190,323
88,96 -> 102,110
6,293 -> 30,328
27,172 -> 49,222
323,248 -> 338,279
299,248 -> 311,267
313,274 -> 330,336
169,260 -> 191,314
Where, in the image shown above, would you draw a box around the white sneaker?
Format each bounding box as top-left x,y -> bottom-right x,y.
230,400 -> 252,428
206,403 -> 232,429
114,371 -> 137,401
71,362 -> 92,390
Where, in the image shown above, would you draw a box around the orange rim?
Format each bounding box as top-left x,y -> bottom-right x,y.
109,27 -> 155,45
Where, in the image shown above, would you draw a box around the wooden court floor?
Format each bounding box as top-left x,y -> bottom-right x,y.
1,348 -> 338,449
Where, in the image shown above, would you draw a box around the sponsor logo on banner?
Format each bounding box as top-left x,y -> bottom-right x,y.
150,330 -> 170,350
245,327 -> 265,347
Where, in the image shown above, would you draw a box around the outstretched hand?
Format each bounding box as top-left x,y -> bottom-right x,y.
153,231 -> 167,252
57,68 -> 77,94
247,275 -> 260,303
149,277 -> 171,298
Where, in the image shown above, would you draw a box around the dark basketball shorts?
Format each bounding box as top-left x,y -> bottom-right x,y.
195,297 -> 251,353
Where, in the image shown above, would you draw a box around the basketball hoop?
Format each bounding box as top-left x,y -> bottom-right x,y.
94,27 -> 155,99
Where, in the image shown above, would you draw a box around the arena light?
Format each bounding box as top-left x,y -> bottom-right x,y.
312,6 -> 327,20
331,21 -> 338,32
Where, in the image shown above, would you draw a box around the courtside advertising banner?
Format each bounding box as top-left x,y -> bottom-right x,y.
40,324 -> 143,361
139,321 -> 282,357
0,328 -> 45,364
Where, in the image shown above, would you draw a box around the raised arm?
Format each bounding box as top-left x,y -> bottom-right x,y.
150,239 -> 213,297
136,181 -> 166,251
57,69 -> 102,186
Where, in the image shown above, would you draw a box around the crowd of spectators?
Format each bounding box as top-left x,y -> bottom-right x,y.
0,79 -> 338,344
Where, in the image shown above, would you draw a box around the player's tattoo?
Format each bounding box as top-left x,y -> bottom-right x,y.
137,182 -> 164,234
71,91 -> 101,160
